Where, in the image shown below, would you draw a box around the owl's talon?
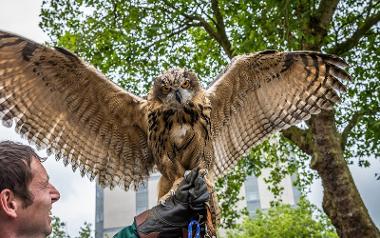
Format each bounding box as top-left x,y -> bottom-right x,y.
158,196 -> 168,206
158,189 -> 175,205
199,168 -> 208,177
184,170 -> 191,177
158,177 -> 184,205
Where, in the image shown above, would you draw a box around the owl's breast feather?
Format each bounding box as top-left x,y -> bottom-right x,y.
170,124 -> 192,146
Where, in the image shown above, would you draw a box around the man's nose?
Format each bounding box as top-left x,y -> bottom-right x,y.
50,184 -> 61,203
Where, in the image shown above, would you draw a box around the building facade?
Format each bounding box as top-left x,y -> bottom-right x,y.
95,169 -> 300,238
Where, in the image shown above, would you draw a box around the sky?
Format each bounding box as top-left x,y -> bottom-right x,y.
0,0 -> 379,236
0,1 -> 96,236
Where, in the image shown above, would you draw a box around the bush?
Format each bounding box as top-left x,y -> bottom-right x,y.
227,198 -> 338,238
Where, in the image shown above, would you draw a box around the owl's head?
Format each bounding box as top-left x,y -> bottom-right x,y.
149,68 -> 202,105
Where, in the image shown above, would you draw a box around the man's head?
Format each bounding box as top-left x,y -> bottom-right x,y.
0,141 -> 60,238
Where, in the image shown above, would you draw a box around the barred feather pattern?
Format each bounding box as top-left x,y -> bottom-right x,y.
207,50 -> 351,178
0,31 -> 154,190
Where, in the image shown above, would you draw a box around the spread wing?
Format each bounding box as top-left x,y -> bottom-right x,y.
207,50 -> 350,177
0,31 -> 153,190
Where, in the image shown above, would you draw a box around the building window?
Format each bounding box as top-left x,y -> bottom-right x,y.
136,182 -> 148,214
245,176 -> 260,216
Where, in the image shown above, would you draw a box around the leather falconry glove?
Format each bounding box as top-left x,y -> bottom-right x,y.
135,169 -> 209,238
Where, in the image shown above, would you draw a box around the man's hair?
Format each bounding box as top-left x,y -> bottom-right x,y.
0,141 -> 42,207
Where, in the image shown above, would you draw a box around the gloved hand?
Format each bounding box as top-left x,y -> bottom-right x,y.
135,169 -> 209,238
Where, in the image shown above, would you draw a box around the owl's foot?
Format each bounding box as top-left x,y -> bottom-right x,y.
199,169 -> 215,193
158,169 -> 213,205
158,176 -> 184,205
199,168 -> 208,177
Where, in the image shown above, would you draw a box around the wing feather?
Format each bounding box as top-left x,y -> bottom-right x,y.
0,30 -> 153,190
207,51 -> 350,177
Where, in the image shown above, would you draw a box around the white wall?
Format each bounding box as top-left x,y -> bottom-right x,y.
102,173 -> 161,237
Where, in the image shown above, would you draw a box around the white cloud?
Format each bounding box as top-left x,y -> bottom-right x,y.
0,0 -> 47,42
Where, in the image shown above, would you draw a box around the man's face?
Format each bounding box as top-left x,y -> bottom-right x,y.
16,157 -> 60,237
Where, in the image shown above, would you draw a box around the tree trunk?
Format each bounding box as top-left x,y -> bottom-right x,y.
309,110 -> 380,237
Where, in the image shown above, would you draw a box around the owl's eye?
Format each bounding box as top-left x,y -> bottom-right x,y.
162,85 -> 171,94
181,80 -> 190,89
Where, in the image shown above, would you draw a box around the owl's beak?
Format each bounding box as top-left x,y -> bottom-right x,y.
175,90 -> 182,103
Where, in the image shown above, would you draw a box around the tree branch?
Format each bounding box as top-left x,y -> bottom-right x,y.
142,23 -> 194,51
339,104 -> 380,152
160,0 -> 234,58
334,1 -> 380,36
316,0 -> 340,31
304,0 -> 340,50
181,10 -> 235,58
159,1 -> 219,45
281,126 -> 312,155
340,110 -> 364,151
330,12 -> 380,55
210,0 -> 234,58
181,13 -> 222,42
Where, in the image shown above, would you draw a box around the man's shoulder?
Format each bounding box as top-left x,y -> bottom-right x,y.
113,222 -> 138,238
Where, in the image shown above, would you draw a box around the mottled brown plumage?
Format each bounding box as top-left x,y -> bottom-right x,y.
0,31 -> 351,228
146,68 -> 213,199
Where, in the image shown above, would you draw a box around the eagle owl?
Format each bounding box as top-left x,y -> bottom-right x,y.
0,31 -> 350,225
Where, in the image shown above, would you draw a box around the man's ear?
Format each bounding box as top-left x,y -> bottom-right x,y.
0,189 -> 20,218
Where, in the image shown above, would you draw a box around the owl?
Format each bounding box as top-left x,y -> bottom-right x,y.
0,31 -> 350,228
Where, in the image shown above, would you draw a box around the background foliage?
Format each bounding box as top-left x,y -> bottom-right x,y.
49,216 -> 93,238
227,197 -> 338,238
